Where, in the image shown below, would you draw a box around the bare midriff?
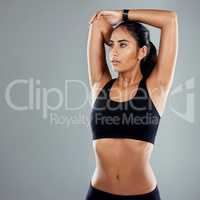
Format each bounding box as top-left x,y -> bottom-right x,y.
91,138 -> 157,195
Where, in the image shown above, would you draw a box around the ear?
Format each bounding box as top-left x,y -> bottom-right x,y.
137,45 -> 148,61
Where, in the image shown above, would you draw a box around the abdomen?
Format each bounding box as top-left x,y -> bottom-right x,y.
91,138 -> 157,195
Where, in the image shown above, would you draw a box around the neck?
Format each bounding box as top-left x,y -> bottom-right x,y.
117,66 -> 143,88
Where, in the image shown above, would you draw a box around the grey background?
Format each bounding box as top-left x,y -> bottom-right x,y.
0,0 -> 199,200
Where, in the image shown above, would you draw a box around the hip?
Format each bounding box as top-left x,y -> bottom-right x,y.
90,165 -> 157,196
85,180 -> 161,200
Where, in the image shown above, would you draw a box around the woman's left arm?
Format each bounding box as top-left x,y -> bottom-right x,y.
128,9 -> 178,90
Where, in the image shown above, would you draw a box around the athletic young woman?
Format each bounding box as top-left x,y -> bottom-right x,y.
85,9 -> 178,200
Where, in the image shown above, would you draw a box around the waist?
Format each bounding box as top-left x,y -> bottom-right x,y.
91,138 -> 156,194
91,164 -> 157,195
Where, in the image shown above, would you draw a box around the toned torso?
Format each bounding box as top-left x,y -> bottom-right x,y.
90,77 -> 168,195
91,138 -> 156,195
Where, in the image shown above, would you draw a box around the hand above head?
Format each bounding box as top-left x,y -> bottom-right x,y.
89,10 -> 123,26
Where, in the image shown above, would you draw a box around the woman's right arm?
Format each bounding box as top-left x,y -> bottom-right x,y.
87,15 -> 113,93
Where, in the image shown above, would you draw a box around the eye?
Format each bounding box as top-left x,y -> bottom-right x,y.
120,43 -> 127,47
108,42 -> 113,47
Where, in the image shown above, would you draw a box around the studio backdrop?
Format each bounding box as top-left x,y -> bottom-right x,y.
0,0 -> 199,200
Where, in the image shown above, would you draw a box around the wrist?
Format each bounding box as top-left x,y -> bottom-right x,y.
122,9 -> 129,22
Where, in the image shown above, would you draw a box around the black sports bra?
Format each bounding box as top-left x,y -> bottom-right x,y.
90,76 -> 161,144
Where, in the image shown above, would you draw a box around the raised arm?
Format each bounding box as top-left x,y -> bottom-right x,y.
87,15 -> 113,92
127,9 -> 178,91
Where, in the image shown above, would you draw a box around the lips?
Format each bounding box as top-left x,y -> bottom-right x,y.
111,60 -> 120,64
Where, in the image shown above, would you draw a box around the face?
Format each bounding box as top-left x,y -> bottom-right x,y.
108,26 -> 147,72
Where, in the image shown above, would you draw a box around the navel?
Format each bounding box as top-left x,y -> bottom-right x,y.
116,173 -> 120,181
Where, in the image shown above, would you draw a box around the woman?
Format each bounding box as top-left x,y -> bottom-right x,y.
86,9 -> 178,200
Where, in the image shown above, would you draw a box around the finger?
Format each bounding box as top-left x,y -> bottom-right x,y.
99,10 -> 114,17
96,11 -> 103,19
89,13 -> 98,24
99,10 -> 111,16
95,11 -> 102,20
89,10 -> 102,24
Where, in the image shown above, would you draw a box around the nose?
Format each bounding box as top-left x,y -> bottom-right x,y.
110,46 -> 119,57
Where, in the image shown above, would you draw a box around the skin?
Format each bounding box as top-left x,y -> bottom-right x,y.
87,9 -> 178,195
107,26 -> 147,102
90,25 -> 158,195
92,139 -> 156,195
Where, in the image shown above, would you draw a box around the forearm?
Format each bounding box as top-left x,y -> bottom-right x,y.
91,16 -> 113,45
127,9 -> 177,29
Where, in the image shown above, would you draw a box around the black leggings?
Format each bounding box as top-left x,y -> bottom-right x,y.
85,181 -> 162,200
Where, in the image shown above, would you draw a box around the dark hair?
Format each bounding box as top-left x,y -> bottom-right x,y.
114,21 -> 158,79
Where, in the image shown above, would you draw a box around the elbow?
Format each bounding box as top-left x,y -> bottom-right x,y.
168,11 -> 178,22
164,11 -> 178,26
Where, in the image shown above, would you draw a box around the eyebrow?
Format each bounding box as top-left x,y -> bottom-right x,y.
109,39 -> 129,43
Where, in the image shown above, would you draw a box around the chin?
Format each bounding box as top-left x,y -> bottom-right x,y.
112,64 -> 120,69
112,66 -> 120,71
112,66 -> 126,72
114,68 -> 126,73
